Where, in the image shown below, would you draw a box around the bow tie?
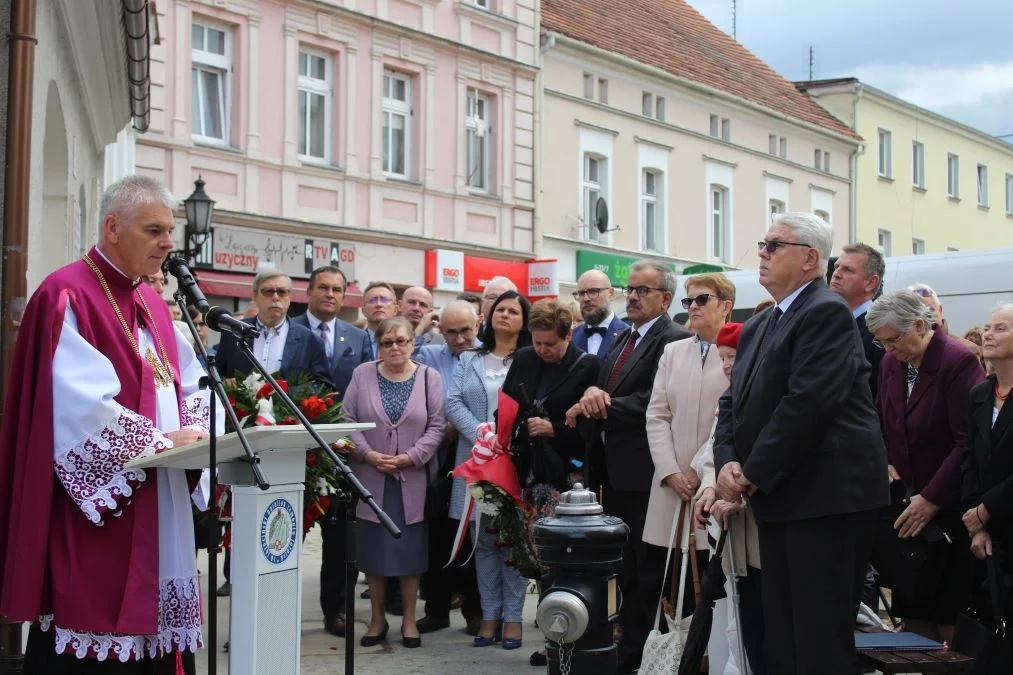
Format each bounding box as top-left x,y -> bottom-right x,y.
585,326 -> 607,337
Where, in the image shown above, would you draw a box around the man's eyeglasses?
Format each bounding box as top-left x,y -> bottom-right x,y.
872,333 -> 905,349
259,287 -> 291,297
757,240 -> 812,254
444,327 -> 475,339
573,287 -> 610,300
378,337 -> 413,349
367,296 -> 394,305
623,286 -> 665,297
681,293 -> 719,310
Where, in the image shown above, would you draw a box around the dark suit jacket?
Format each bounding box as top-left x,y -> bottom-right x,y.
595,313 -> 690,492
961,376 -> 1013,555
216,317 -> 334,388
291,313 -> 371,400
501,343 -> 602,463
877,328 -> 984,510
856,311 -> 885,400
714,279 -> 889,523
572,315 -> 628,360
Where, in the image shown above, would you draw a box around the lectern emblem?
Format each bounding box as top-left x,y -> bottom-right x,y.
260,498 -> 297,564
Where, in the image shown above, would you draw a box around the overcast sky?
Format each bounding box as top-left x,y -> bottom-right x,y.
686,0 -> 1013,139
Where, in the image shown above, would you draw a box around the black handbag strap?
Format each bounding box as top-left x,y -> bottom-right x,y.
985,557 -> 1008,638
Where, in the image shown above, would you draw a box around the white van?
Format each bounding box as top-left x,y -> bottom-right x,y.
670,247 -> 1013,334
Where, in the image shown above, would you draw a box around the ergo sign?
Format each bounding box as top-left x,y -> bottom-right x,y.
426,250 -> 559,297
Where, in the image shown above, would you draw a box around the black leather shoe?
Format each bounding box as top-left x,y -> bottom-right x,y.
324,615 -> 346,637
529,650 -> 547,667
401,625 -> 421,649
416,615 -> 450,633
216,582 -> 231,597
360,621 -> 390,647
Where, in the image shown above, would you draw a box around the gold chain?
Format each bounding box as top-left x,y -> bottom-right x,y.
83,255 -> 175,388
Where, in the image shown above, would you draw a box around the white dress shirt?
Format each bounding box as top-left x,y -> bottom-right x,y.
631,313 -> 663,351
253,317 -> 289,375
585,312 -> 615,355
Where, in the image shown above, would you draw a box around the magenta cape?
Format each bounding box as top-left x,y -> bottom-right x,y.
0,248 -> 183,634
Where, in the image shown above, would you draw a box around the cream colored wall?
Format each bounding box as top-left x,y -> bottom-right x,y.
541,46 -> 855,272
816,90 -> 1013,254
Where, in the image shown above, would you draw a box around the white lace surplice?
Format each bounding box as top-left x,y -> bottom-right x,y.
43,307 -> 214,662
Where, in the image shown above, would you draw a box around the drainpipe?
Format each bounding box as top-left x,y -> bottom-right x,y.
532,30 -> 553,260
849,84 -> 865,245
1,1 -> 37,669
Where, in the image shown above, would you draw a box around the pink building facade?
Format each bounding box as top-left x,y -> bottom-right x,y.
140,0 -> 537,311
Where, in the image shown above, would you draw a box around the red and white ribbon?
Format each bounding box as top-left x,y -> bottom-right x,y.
447,423 -> 498,566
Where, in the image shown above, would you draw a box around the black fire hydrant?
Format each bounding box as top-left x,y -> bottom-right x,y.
532,483 -> 628,675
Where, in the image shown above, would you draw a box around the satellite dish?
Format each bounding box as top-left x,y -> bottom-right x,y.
594,197 -> 609,234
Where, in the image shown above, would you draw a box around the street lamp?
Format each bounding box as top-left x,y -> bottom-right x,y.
180,175 -> 215,263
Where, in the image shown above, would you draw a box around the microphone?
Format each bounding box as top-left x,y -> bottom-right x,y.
205,306 -> 261,341
166,257 -> 210,314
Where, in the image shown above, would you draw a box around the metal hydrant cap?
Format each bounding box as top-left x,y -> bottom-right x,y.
553,482 -> 603,516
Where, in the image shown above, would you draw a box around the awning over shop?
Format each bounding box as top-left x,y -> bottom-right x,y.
195,270 -> 363,308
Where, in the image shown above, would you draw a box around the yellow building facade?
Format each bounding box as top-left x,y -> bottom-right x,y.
799,79 -> 1013,255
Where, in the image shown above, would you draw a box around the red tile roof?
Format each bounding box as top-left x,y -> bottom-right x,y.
542,0 -> 861,141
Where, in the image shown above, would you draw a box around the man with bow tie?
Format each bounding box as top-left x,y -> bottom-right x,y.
571,269 -> 628,360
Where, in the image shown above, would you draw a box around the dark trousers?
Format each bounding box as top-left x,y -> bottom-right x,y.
757,510 -> 876,675
423,515 -> 481,620
736,566 -> 767,675
604,486 -> 652,665
319,503 -> 350,618
24,624 -> 196,675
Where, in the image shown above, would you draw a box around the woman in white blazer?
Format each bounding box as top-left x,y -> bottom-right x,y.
642,274 -> 735,616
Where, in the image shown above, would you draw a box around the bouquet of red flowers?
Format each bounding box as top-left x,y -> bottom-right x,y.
223,370 -> 355,534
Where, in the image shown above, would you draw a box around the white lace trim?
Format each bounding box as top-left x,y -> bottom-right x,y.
179,391 -> 210,433
39,574 -> 203,662
54,409 -> 172,525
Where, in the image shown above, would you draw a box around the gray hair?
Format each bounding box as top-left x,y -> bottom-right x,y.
483,276 -> 518,297
990,302 -> 1013,316
439,299 -> 478,322
771,211 -> 834,274
251,268 -> 291,295
866,289 -> 934,335
841,242 -> 885,280
99,175 -> 177,227
631,260 -> 676,294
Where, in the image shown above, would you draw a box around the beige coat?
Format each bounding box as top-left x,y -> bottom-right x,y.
642,337 -> 727,547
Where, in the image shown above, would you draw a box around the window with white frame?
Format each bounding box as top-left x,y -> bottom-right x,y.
823,151 -> 830,173
768,134 -> 777,155
642,170 -> 663,252
382,71 -> 412,177
877,128 -> 892,177
878,229 -> 893,256
814,149 -> 822,170
709,115 -> 719,138
642,93 -> 653,117
912,141 -> 925,189
583,154 -> 607,242
191,21 -> 231,143
947,153 -> 960,198
912,238 -> 926,255
298,49 -> 331,162
473,0 -> 490,8
466,89 -> 491,191
720,118 -> 731,142
778,137 -> 787,159
1006,173 -> 1013,215
656,97 -> 666,121
710,185 -> 729,262
815,209 -> 830,225
977,164 -> 989,206
583,73 -> 594,99
598,78 -> 608,104
768,199 -> 785,224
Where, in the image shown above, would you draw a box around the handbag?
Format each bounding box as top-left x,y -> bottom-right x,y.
953,556 -> 1009,674
641,501 -> 693,675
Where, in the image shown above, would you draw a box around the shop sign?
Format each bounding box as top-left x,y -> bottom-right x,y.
575,250 -> 675,288
425,250 -> 560,297
463,257 -> 528,294
527,259 -> 559,298
199,225 -> 355,280
424,250 -> 465,292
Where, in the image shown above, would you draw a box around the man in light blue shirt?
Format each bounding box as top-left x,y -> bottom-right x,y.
413,300 -> 482,634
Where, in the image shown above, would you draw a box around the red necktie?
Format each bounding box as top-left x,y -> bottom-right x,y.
606,329 -> 640,392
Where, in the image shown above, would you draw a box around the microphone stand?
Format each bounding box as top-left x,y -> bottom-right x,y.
174,293 -> 270,675
234,339 -> 400,675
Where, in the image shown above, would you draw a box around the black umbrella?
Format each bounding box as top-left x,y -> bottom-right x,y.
677,529 -> 729,675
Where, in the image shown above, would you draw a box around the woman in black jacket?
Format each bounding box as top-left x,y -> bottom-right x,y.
961,303 -> 1013,672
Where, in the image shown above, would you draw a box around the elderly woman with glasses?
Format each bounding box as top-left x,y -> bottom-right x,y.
866,289 -> 985,642
343,316 -> 447,648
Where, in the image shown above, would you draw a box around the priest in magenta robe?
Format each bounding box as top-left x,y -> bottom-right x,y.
0,175 -> 221,674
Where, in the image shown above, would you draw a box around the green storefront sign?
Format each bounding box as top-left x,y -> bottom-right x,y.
575,250 -> 677,287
